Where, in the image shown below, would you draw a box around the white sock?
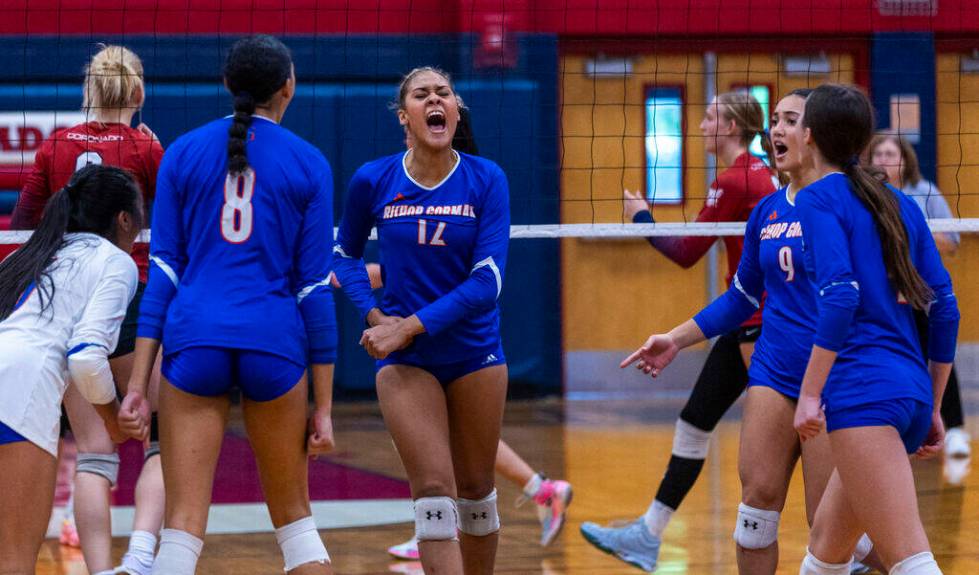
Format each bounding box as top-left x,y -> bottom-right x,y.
123,530 -> 157,573
800,548 -> 851,575
522,472 -> 544,499
152,529 -> 203,575
890,551 -> 942,575
642,500 -> 674,537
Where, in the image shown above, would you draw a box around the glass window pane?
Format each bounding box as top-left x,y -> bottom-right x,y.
645,87 -> 683,204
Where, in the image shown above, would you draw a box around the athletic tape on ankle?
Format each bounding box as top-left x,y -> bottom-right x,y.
800,549 -> 852,575
153,529 -> 203,575
76,452 -> 120,486
672,418 -> 712,459
853,533 -> 873,562
458,489 -> 500,536
733,503 -> 779,549
414,496 -> 458,541
275,516 -> 329,572
890,551 -> 941,575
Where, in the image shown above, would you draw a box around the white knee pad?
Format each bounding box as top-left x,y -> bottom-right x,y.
76,452 -> 120,487
152,529 -> 203,575
275,516 -> 330,572
853,533 -> 873,562
414,496 -> 458,541
672,418 -> 712,459
800,549 -> 852,575
457,489 -> 501,537
733,503 -> 780,549
890,551 -> 942,575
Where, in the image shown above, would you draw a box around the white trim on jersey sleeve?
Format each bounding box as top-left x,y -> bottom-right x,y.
333,245 -> 352,259
472,256 -> 503,300
150,255 -> 180,288
297,273 -> 334,304
733,273 -> 760,309
819,281 -> 860,297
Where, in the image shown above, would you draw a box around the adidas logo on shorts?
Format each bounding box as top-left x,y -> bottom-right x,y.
482,353 -> 498,365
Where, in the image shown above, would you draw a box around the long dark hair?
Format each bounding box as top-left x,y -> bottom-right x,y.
223,35 -> 293,175
0,165 -> 143,321
453,105 -> 479,155
804,84 -> 932,310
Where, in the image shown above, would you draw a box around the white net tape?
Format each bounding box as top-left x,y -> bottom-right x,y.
0,219 -> 976,244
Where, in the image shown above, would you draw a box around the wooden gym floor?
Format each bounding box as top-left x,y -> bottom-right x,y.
36,398 -> 978,574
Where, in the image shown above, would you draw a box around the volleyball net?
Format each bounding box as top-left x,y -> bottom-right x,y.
2,0 -> 978,395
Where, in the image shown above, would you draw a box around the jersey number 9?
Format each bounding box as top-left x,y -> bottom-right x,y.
222,169 -> 255,243
778,246 -> 795,282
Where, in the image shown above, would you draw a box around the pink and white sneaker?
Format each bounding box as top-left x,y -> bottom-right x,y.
59,517 -> 80,548
524,479 -> 573,546
387,536 -> 420,560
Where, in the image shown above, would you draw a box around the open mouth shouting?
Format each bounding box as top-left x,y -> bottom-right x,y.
426,109 -> 447,134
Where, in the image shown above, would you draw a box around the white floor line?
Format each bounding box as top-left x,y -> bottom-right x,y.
47,498 -> 413,538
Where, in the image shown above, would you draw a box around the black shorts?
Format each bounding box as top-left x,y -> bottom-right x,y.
737,324 -> 762,344
109,281 -> 146,359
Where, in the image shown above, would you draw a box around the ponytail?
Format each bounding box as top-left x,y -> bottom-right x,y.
223,35 -> 293,176
228,91 -> 255,175
804,84 -> 932,310
0,165 -> 142,321
844,162 -> 933,309
0,188 -> 72,320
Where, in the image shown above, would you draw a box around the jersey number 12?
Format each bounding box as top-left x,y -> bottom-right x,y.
222,169 -> 255,243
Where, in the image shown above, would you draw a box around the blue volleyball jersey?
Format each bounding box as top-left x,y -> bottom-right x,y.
694,187 -> 818,396
333,151 -> 509,366
137,116 -> 338,365
796,173 -> 959,411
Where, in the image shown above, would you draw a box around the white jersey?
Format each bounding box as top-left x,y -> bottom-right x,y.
0,233 -> 137,456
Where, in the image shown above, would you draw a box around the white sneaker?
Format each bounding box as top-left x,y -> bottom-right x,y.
945,427 -> 972,458
944,457 -> 971,486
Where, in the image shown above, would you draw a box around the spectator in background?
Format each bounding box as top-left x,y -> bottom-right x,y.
870,134 -> 971,465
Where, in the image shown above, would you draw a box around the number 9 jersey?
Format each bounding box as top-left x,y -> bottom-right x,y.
137,116 -> 337,366
693,186 -> 818,398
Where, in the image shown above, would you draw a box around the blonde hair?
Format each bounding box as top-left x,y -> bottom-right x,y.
82,45 -> 144,113
716,90 -> 765,147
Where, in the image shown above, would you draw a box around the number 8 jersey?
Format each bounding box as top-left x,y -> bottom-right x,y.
137,116 -> 336,365
334,151 -> 510,366
693,186 -> 818,398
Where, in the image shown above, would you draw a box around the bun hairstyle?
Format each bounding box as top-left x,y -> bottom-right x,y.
223,35 -> 293,175
715,90 -> 774,167
803,84 -> 932,310
82,45 -> 144,114
0,165 -> 143,321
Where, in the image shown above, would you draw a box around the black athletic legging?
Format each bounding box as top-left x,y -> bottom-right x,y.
656,329 -> 752,509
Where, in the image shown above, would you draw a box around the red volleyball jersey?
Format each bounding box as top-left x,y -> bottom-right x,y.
11,122 -> 163,281
647,152 -> 775,326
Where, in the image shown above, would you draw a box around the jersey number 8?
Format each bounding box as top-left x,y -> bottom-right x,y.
222,169 -> 255,243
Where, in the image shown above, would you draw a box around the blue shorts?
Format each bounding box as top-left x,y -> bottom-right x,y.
377,345 -> 506,387
825,398 -> 932,454
163,347 -> 306,402
0,419 -> 27,446
747,378 -> 799,401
